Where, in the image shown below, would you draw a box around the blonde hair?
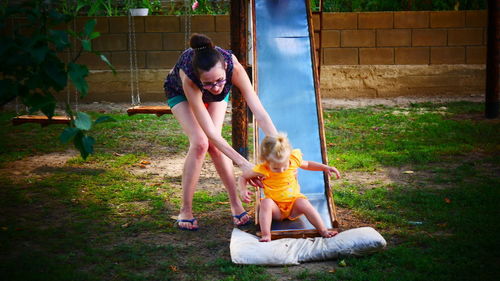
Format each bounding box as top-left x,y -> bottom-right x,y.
259,132 -> 292,164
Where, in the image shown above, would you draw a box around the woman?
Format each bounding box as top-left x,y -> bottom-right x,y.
164,33 -> 277,230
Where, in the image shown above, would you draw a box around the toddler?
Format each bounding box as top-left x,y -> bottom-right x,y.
239,133 -> 341,242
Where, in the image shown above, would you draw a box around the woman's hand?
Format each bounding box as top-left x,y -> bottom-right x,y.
241,164 -> 265,188
240,189 -> 253,203
237,176 -> 256,203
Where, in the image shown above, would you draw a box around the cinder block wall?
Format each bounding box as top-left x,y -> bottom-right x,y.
69,11 -> 487,102
314,10 -> 487,66
73,15 -> 230,70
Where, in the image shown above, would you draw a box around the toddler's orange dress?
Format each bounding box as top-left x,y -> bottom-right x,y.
253,149 -> 307,220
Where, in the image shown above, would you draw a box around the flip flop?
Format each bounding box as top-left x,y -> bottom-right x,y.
232,211 -> 251,226
176,218 -> 199,231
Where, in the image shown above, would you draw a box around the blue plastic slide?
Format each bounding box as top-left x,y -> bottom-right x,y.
253,0 -> 337,235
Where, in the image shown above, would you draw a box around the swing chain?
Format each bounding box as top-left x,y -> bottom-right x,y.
184,0 -> 192,49
128,10 -> 141,106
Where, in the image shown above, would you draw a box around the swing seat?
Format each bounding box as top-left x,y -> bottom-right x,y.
12,115 -> 71,127
126,105 -> 172,117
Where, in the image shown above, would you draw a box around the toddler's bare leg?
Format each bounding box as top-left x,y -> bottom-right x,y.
258,198 -> 281,242
291,198 -> 338,238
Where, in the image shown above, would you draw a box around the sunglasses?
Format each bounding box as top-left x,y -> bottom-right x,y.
202,79 -> 226,90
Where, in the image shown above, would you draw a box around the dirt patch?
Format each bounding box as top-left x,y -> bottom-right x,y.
0,151 -> 78,183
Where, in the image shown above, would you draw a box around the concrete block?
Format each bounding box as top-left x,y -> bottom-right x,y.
204,32 -> 230,49
93,34 -> 128,51
76,52 -> 110,70
145,16 -> 180,32
360,48 -> 394,65
341,30 -> 375,47
215,15 -> 230,32
358,12 -> 393,29
412,29 -> 447,46
147,51 -> 182,68
84,69 -> 169,103
430,11 -> 465,28
431,47 -> 465,64
394,11 -> 429,28
163,33 -> 187,50
135,33 -> 163,50
191,16 -> 215,32
321,30 -> 340,47
448,28 -> 483,46
377,29 -> 411,47
111,51 -> 146,70
466,10 -> 487,27
466,46 -> 486,64
323,13 -> 357,30
395,47 -> 429,64
109,16 -> 145,33
323,48 -> 358,65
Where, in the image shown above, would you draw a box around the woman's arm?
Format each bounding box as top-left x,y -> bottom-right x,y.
300,160 -> 341,179
231,54 -> 278,137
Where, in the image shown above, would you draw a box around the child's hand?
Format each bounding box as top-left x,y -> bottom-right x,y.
325,166 -> 341,179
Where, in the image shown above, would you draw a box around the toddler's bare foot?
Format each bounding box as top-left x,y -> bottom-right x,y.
319,229 -> 338,238
259,234 -> 271,242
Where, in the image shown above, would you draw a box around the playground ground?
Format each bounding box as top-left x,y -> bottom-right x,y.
0,96 -> 498,281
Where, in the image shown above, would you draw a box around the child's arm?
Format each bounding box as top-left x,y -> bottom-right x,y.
238,176 -> 254,203
300,160 -> 341,179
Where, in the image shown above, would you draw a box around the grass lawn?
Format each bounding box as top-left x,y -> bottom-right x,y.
0,101 -> 498,281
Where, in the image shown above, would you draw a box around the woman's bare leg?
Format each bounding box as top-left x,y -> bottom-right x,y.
171,101 -> 209,230
206,101 -> 249,225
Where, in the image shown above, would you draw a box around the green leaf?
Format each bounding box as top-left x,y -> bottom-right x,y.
30,45 -> 49,63
49,30 -> 70,51
43,59 -> 67,90
67,62 -> 89,96
99,53 -> 116,74
48,10 -> 69,26
84,19 -> 96,37
94,116 -> 116,125
89,31 -> 100,40
60,127 -> 80,144
40,100 -> 56,118
24,93 -> 56,118
73,131 -> 89,159
82,135 -> 95,155
81,39 -> 91,51
75,112 -> 92,131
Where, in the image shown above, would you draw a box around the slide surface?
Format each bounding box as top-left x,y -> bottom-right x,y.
254,0 -> 333,231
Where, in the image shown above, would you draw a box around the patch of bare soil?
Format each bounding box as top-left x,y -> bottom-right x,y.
0,150 -> 78,183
